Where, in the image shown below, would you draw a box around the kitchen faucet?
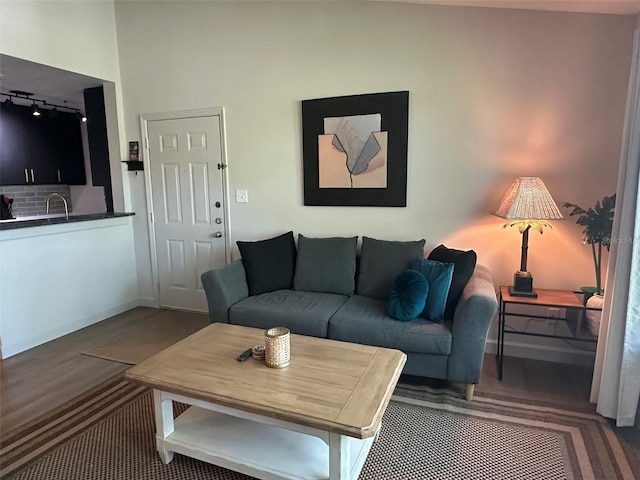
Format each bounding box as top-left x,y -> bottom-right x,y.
45,193 -> 69,219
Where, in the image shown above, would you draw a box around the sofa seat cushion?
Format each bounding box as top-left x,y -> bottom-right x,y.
229,290 -> 348,338
328,295 -> 452,355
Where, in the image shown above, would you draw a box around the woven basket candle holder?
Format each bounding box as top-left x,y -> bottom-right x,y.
264,327 -> 290,368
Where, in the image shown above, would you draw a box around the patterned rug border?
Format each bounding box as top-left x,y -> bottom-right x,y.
2,375 -> 638,480
397,383 -> 603,425
394,382 -> 639,480
0,374 -> 147,478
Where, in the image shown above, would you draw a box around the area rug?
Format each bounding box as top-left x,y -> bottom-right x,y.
82,311 -> 209,364
2,376 -> 638,480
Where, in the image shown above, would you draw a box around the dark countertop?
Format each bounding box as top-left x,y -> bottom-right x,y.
0,212 -> 135,230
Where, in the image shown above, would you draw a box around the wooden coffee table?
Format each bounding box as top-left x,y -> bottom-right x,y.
125,323 -> 406,480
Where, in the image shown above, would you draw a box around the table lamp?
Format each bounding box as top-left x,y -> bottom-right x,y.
492,177 -> 563,298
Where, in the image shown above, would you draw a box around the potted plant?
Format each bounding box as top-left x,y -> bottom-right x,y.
563,194 -> 616,335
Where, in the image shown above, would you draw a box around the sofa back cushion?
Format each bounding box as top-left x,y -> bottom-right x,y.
357,236 -> 426,300
293,235 -> 358,295
237,231 -> 297,296
427,244 -> 477,318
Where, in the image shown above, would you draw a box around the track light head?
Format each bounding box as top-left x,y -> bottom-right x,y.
1,91 -> 86,122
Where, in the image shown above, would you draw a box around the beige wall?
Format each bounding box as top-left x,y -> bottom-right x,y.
0,0 -> 128,213
0,0 -> 120,82
114,1 -> 634,302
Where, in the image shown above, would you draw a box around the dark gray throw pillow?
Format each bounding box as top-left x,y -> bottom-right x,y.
357,236 -> 426,300
293,235 -> 358,295
237,231 -> 296,296
427,244 -> 477,318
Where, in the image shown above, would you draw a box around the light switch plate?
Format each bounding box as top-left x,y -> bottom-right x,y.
235,189 -> 249,203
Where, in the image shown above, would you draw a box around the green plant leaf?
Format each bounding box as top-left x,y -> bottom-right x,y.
562,194 -> 616,291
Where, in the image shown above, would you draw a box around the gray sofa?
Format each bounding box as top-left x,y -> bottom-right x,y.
201,234 -> 498,401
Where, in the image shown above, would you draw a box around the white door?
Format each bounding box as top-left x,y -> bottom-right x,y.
147,113 -> 228,311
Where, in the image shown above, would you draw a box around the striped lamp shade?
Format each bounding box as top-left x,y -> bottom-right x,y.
492,177 -> 563,220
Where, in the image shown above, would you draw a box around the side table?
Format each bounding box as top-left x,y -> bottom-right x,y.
497,286 -> 600,380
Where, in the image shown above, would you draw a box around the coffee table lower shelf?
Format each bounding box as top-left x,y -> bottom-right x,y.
154,391 -> 377,480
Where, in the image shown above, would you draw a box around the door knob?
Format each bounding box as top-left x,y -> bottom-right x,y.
214,231 -> 223,238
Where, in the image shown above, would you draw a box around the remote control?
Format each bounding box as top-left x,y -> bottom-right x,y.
236,348 -> 253,361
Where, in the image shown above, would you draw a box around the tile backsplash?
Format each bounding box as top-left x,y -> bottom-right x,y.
0,185 -> 73,217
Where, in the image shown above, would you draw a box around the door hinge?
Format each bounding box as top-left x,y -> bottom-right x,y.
150,211 -> 154,223
217,163 -> 227,170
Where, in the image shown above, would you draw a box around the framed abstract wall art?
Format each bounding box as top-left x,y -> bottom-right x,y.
302,91 -> 409,207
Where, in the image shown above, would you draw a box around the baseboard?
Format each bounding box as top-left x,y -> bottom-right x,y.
485,339 -> 596,367
2,299 -> 140,359
137,297 -> 159,308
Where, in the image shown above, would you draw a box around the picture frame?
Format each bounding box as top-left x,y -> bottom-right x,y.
302,91 -> 409,207
128,141 -> 139,161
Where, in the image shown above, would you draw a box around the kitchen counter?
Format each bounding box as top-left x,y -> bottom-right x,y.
1,212 -> 138,358
0,212 -> 134,230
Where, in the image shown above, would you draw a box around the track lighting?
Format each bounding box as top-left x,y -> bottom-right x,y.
1,90 -> 88,123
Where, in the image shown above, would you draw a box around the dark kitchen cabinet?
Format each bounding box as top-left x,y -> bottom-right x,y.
0,105 -> 57,184
84,86 -> 113,212
0,106 -> 29,184
50,112 -> 86,185
0,104 -> 86,186
27,111 -> 58,184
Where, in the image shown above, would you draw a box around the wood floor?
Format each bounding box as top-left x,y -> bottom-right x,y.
0,306 -> 595,435
0,307 -> 208,434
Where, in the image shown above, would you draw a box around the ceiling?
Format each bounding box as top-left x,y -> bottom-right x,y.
391,0 -> 640,15
0,55 -> 104,110
0,0 -> 638,109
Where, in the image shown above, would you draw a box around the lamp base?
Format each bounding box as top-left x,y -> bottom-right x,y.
509,271 -> 538,298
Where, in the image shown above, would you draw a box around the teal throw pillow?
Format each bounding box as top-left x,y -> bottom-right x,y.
412,257 -> 454,322
387,270 -> 429,322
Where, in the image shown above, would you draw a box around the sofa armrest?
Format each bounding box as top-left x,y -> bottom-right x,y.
447,264 -> 498,384
201,260 -> 249,324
